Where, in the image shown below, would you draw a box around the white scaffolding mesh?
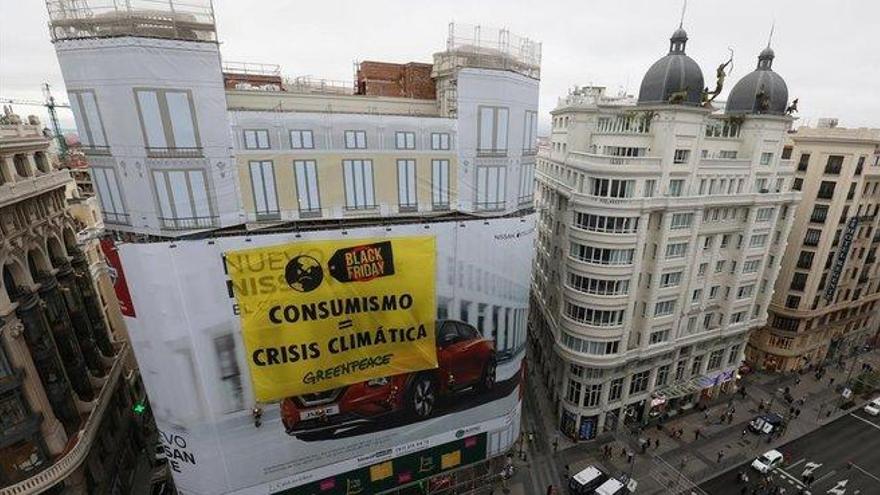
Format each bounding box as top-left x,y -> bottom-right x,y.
437,23 -> 542,79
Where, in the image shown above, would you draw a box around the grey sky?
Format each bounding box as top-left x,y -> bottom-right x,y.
2,0 -> 877,134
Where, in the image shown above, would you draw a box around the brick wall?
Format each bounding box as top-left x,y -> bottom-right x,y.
356,61 -> 436,100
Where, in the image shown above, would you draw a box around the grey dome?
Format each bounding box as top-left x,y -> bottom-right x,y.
725,48 -> 788,115
638,28 -> 705,106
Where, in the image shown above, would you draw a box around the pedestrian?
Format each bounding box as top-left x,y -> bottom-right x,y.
704,409 -> 710,420
563,464 -> 569,481
795,376 -> 801,386
694,428 -> 701,440
795,408 -> 801,418
620,446 -> 627,458
677,427 -> 684,439
654,438 -> 660,450
742,429 -> 748,439
717,451 -> 724,463
807,474 -> 814,486
829,377 -> 835,386
627,450 -> 634,464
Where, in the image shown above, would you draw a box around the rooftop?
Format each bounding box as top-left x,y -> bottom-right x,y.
792,124 -> 880,143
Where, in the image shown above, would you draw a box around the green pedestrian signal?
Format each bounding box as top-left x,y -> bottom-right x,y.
133,402 -> 146,415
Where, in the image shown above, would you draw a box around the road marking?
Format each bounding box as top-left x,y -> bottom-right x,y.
850,412 -> 880,431
815,469 -> 836,484
775,467 -> 806,488
851,462 -> 880,484
826,478 -> 847,494
788,458 -> 805,469
802,461 -> 823,478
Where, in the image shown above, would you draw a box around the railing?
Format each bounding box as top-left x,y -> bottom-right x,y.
222,61 -> 281,77
102,211 -> 130,225
254,211 -> 281,222
476,148 -> 508,158
283,76 -> 355,95
568,151 -> 661,167
145,146 -> 203,158
0,345 -> 128,495
80,145 -> 111,156
159,215 -> 217,230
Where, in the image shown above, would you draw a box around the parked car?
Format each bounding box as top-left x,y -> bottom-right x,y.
594,478 -> 628,495
568,465 -> 608,494
864,397 -> 880,416
751,449 -> 784,473
281,320 -> 496,437
748,413 -> 785,435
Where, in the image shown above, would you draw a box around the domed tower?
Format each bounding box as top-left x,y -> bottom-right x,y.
638,27 -> 705,106
725,46 -> 789,115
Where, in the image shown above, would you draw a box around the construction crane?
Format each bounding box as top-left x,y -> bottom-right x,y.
0,83 -> 71,156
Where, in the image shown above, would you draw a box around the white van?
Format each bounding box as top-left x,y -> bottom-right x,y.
594,478 -> 627,495
864,397 -> 880,416
568,465 -> 608,494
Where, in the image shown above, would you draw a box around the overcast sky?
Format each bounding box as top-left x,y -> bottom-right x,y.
2,0 -> 877,134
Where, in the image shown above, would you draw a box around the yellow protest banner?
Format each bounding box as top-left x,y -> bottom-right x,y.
226,236 -> 437,401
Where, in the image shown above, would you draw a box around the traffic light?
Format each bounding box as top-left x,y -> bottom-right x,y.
132,401 -> 147,415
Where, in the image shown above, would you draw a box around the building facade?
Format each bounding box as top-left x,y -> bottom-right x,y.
0,114 -> 146,493
530,28 -> 800,440
748,124 -> 880,372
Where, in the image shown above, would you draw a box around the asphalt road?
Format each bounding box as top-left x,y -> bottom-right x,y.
700,410 -> 880,494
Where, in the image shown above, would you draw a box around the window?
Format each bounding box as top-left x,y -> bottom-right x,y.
342,159 -> 375,209
152,169 -> 213,229
756,207 -> 774,222
431,159 -> 450,210
755,178 -> 768,192
737,284 -> 755,299
785,295 -> 801,309
660,271 -> 682,288
709,286 -> 719,299
671,212 -> 694,229
719,150 -> 738,159
665,242 -> 688,259
656,364 -> 670,386
705,121 -> 740,138
749,234 -> 768,248
431,132 -> 451,150
564,302 -> 625,327
727,345 -> 742,365
344,130 -> 367,149
817,181 -> 836,199
721,234 -> 730,248
90,166 -> 127,224
584,383 -> 602,407
704,236 -> 713,250
698,263 -> 708,276
523,111 -> 538,153
477,106 -> 509,155
243,129 -> 270,149
294,160 -> 321,216
135,89 -> 199,155
691,355 -> 704,376
644,179 -> 656,197
248,161 -> 279,219
290,130 -> 314,149
590,178 -> 634,198
566,379 -> 582,405
804,229 -> 821,246
824,155 -> 844,174
475,166 -> 507,210
397,159 -> 417,211
760,152 -> 773,165
570,243 -> 635,265
708,349 -> 725,370
796,251 -> 814,269
674,149 -> 691,164
654,300 -> 676,317
790,272 -> 808,291
743,259 -> 761,273
568,274 -> 630,295
68,89 -> 108,148
675,360 -> 687,381
395,131 -> 416,150
604,146 -> 646,157
668,179 -> 685,197
797,153 -> 811,171
792,178 -> 803,191
630,370 -> 650,394
608,378 -> 623,401
573,213 -> 639,233
519,162 -> 535,202
811,205 -> 829,223
781,146 -> 793,159
649,329 -> 670,345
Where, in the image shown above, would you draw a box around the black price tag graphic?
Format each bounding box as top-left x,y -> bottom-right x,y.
328,241 -> 395,283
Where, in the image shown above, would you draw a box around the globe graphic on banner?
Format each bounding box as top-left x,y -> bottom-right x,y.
285,255 -> 324,292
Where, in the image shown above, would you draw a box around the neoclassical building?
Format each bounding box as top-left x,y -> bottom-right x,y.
1,113 -> 145,493
530,27 -> 800,440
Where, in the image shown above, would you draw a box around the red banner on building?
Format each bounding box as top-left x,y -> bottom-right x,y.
100,238 -> 136,317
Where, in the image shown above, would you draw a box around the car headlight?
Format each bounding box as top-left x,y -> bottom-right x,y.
367,377 -> 390,387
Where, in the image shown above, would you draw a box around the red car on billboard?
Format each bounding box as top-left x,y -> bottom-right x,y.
281,320 -> 496,437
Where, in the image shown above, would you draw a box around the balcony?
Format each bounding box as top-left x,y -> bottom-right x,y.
568,151 -> 661,168
159,215 -> 217,230
0,170 -> 72,209
476,148 -> 508,158
0,345 -> 128,495
80,145 -> 111,156
145,146 -> 203,159
102,211 -> 131,226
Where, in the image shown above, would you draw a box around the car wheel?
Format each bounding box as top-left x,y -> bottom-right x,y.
478,357 -> 497,392
408,375 -> 436,419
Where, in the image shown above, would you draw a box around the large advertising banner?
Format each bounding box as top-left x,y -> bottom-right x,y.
227,237 -> 438,400
119,215 -> 534,495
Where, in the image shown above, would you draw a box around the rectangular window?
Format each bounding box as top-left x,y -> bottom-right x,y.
90,166 -> 127,224
564,302 -> 625,327
698,263 -> 708,276
431,159 -> 450,210
811,205 -> 829,223
660,271 -> 682,288
670,212 -> 693,229
674,149 -> 691,164
790,272 -> 808,291
792,178 -> 804,191
248,161 -> 279,219
344,130 -> 367,149
824,155 -> 844,174
608,378 -> 623,402
716,261 -> 726,274
243,129 -> 270,150
135,89 -> 199,153
719,150 -> 738,159
649,329 -> 670,345
571,243 -> 635,265
668,179 -> 685,197
290,130 -> 314,149
755,178 -> 768,192
573,213 -> 639,233
727,345 -> 742,365
675,360 -> 687,381
756,207 -> 774,222
294,160 -> 320,216
152,169 -> 213,229
709,286 -> 719,299
796,251 -> 815,269
590,178 -> 634,198
654,300 -> 676,317
397,159 -> 417,211
568,273 -> 630,295
760,152 -> 773,165
804,229 -> 821,246
785,295 -> 801,309
69,90 -> 108,148
431,132 -> 451,150
692,288 -> 702,302
523,111 -> 538,153
644,179 -> 656,197
691,355 -> 704,376
656,364 -> 670,386
342,159 -> 375,209
665,242 -> 688,259
743,259 -> 761,273
584,383 -> 602,407
629,370 -> 650,395
475,166 -> 507,211
519,162 -> 535,202
817,181 -> 836,199
708,349 -> 724,370
566,379 -> 582,405
737,284 -> 755,299
477,106 -> 509,155
749,234 -> 768,248
395,131 -> 416,150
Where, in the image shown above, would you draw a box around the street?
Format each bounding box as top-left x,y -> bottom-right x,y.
700,411 -> 880,494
